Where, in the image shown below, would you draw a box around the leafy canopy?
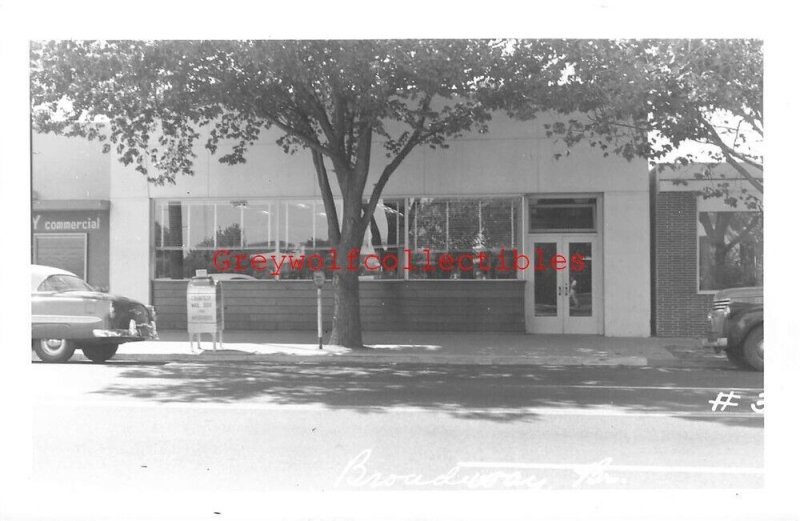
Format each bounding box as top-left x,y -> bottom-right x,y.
502,39 -> 763,205
31,40 -> 506,186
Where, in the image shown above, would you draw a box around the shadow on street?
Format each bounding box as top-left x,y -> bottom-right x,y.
82,362 -> 765,427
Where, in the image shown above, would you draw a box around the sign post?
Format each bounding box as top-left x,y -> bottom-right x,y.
312,271 -> 325,350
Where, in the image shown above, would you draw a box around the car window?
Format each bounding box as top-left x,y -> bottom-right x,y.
37,275 -> 95,293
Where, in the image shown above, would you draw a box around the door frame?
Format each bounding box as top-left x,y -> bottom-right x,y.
522,194 -> 604,335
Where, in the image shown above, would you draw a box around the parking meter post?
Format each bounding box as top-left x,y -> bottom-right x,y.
317,287 -> 322,349
312,271 -> 325,350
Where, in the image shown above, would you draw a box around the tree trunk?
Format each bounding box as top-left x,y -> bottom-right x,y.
327,185 -> 366,348
328,267 -> 364,348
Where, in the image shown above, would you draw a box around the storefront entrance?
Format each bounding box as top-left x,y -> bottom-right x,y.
523,196 -> 603,334
525,235 -> 602,334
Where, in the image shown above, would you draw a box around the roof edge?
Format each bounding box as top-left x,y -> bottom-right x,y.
33,200 -> 110,211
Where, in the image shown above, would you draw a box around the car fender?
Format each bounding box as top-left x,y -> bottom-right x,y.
728,309 -> 763,348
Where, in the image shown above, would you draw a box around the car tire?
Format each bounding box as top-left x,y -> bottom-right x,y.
724,346 -> 750,369
742,325 -> 764,372
33,338 -> 76,363
82,344 -> 119,363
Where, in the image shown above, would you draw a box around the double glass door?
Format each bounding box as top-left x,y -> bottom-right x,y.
525,235 -> 602,334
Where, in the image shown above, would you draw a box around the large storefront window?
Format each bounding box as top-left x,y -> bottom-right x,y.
698,211 -> 763,291
408,197 -> 521,279
155,197 -> 521,280
154,198 -> 407,280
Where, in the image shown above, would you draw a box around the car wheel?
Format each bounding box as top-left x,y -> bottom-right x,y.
82,344 -> 119,363
742,325 -> 764,372
724,346 -> 750,369
33,338 -> 76,363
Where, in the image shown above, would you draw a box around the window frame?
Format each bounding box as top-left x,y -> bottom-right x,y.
696,206 -> 763,295
152,196 -> 524,281
405,195 -> 523,281
528,198 -> 598,233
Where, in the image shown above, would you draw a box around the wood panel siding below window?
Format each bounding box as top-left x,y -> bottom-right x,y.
153,280 -> 525,332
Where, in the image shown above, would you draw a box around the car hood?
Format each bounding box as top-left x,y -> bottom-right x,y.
713,286 -> 763,302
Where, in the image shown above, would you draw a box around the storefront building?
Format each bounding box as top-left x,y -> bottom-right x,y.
652,164 -> 763,336
31,200 -> 110,289
31,133 -> 111,290
32,113 -> 652,336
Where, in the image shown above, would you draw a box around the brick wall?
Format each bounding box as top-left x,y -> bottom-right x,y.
654,192 -> 713,336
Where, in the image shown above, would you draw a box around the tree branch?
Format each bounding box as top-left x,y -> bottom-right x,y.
293,80 -> 340,154
255,102 -> 352,175
360,95 -> 432,234
720,213 -> 761,254
698,212 -> 715,239
702,120 -> 763,192
311,150 -> 341,246
352,121 -> 373,206
360,128 -> 421,235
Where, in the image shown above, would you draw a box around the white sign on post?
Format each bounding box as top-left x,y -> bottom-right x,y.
187,277 -> 223,352
187,290 -> 216,324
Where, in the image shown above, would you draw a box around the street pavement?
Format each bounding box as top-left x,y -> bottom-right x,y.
29,361 -> 762,484
16,335 -> 770,520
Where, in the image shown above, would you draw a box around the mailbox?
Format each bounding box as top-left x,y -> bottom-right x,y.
187,275 -> 224,351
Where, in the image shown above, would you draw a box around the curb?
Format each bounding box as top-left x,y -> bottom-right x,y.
105,352 -> 730,369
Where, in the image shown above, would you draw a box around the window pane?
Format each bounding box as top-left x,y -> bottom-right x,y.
534,242 -> 558,316
482,199 -> 518,249
362,199 -> 405,279
698,212 -> 763,291
283,201 -> 314,252
155,201 -> 187,248
314,204 -> 332,249
364,200 -> 404,248
448,200 -> 479,250
155,250 -> 185,279
242,203 -> 274,250
410,198 -> 448,251
569,242 -> 592,317
216,203 -> 242,248
530,198 -> 596,231
153,202 -> 166,248
189,204 -> 214,248
180,249 -> 215,279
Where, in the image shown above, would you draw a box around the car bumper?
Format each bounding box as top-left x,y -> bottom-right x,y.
705,309 -> 728,352
703,337 -> 728,351
93,320 -> 158,340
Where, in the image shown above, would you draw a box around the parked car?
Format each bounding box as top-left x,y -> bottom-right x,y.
705,286 -> 763,371
31,265 -> 158,363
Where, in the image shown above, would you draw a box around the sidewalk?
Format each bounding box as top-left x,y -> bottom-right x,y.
101,330 -> 731,368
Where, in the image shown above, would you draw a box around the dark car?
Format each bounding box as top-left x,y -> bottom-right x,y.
705,286 -> 763,371
31,265 -> 158,363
